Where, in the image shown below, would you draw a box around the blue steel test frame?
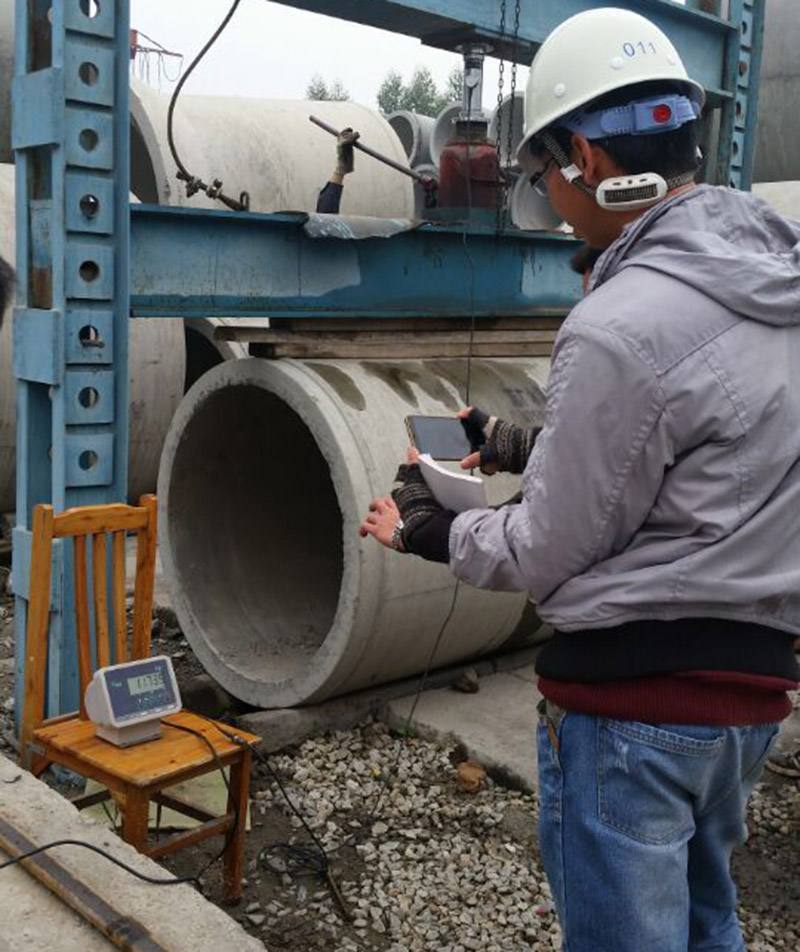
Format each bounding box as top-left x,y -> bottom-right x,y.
12,0 -> 766,720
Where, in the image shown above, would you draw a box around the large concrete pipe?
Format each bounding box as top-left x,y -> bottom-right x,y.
158,357 -> 550,708
0,0 -> 11,163
754,0 -> 800,182
388,111 -> 436,168
0,165 -> 186,511
130,81 -> 414,217
752,181 -> 800,218
183,317 -> 251,393
430,104 -> 462,168
489,93 -> 525,169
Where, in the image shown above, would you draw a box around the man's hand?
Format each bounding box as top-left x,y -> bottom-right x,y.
359,495 -> 401,549
458,406 -> 539,475
335,128 -> 359,179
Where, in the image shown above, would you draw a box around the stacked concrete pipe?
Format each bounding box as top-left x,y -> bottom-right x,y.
158,356 -> 551,708
0,165 -> 186,511
388,110 -> 436,168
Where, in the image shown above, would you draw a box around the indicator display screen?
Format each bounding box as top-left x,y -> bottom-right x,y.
104,658 -> 177,722
128,672 -> 165,696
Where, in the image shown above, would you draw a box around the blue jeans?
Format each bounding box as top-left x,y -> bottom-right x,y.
536,705 -> 779,952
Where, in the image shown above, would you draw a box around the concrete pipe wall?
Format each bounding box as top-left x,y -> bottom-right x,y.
754,0 -> 800,183
430,103 -> 462,168
489,92 -> 525,169
388,111 -> 436,168
752,181 -> 800,218
158,356 -> 550,708
0,0 -> 10,163
130,81 -> 414,218
510,174 -> 564,232
0,165 -> 186,511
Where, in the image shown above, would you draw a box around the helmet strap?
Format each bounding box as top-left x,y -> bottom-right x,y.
538,130 -> 696,211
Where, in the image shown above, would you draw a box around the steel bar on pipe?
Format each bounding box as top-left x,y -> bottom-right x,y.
309,114 -> 432,183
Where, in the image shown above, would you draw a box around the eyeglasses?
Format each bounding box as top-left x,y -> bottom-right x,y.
530,156 -> 557,197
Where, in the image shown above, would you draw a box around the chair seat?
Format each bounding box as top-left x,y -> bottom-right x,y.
34,710 -> 260,790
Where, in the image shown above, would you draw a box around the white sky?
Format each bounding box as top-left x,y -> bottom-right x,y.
130,0 -> 528,112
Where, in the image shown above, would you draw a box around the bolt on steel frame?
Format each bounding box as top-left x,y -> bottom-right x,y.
13,0 -> 765,720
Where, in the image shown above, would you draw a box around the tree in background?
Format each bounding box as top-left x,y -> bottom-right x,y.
376,70 -> 405,115
306,74 -> 350,101
376,66 -> 464,117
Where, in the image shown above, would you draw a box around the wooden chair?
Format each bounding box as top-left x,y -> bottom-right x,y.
18,495 -> 259,903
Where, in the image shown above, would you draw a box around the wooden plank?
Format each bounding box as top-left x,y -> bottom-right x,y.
20,505 -> 55,771
92,533 -> 110,670
53,504 -> 149,538
219,327 -> 560,344
0,814 -> 173,952
71,788 -> 113,810
112,531 -> 127,664
73,535 -> 92,718
224,315 -> 568,335
252,340 -> 556,359
144,815 -> 233,861
132,496 -> 157,661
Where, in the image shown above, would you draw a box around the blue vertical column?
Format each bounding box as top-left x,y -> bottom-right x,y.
13,0 -> 130,721
718,0 -> 763,189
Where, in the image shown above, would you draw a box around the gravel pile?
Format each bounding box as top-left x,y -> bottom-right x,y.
248,718 -> 798,951
252,720 -> 560,951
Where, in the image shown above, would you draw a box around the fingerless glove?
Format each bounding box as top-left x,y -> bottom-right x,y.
461,407 -> 540,475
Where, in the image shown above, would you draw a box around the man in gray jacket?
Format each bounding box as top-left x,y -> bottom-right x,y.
361,8 -> 799,952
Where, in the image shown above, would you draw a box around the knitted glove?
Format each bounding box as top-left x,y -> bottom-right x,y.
391,464 -> 443,542
335,128 -> 359,177
461,406 -> 540,475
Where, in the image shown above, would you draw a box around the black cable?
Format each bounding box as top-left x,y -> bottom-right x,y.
0,839 -> 200,886
166,0 -> 247,211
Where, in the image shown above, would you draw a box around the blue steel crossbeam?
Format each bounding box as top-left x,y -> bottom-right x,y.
13,0 -> 765,721
129,206 -> 581,319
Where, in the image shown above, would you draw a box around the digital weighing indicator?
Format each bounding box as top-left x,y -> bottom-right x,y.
85,656 -> 182,747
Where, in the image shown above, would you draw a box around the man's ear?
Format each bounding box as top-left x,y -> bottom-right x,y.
571,134 -> 604,187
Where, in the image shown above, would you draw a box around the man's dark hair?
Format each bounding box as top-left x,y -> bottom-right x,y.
548,81 -> 701,180
0,257 -> 13,327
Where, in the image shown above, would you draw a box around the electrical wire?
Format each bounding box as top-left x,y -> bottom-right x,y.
166,0 -> 248,211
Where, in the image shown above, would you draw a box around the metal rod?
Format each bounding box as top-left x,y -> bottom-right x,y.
0,815 -> 173,952
309,115 -> 430,183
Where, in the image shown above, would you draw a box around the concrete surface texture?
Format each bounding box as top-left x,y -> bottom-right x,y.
0,753 -> 264,952
384,664 -> 543,792
157,356 -> 550,709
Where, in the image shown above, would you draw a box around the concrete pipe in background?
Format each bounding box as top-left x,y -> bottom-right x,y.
752,181 -> 800,218
388,111 -> 436,168
0,0 -> 11,163
489,92 -> 526,169
430,103 -> 462,168
130,80 -> 414,217
158,357 -> 550,708
0,165 -> 185,511
754,0 -> 800,183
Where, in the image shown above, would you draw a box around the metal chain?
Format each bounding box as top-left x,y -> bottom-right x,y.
496,0 -> 522,234
495,0 -> 507,235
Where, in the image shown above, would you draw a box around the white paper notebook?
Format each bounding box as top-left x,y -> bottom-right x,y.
418,454 -> 487,512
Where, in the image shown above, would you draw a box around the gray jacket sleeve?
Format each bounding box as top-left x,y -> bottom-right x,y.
448,319 -> 671,601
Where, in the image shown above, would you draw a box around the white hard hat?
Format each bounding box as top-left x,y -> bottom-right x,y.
516,7 -> 706,163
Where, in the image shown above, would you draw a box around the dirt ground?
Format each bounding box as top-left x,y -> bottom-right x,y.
0,581 -> 798,951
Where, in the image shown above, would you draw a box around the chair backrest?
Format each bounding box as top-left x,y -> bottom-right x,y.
20,495 -> 158,750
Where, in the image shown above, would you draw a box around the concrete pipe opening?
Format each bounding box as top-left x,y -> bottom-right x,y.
159,357 -> 551,709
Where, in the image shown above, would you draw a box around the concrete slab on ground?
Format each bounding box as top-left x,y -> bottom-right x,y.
382,665 -> 542,792
238,647 -> 543,754
0,754 -> 264,952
